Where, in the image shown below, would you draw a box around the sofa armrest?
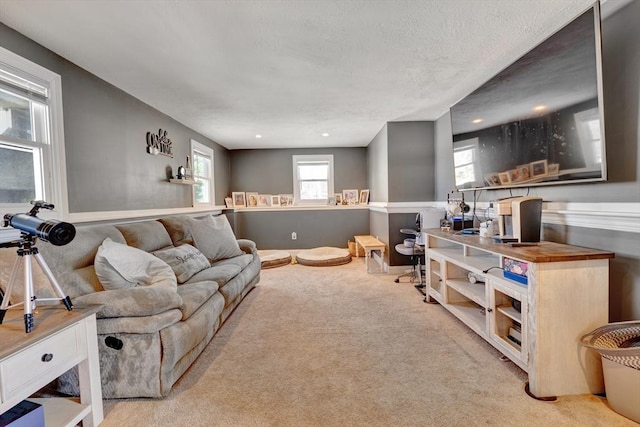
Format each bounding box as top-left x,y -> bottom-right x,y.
237,239 -> 257,255
73,286 -> 183,319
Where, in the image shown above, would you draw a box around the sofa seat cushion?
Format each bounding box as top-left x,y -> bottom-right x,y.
96,309 -> 183,335
153,244 -> 210,284
94,238 -> 177,291
185,264 -> 240,287
189,215 -> 244,262
212,254 -> 253,271
176,281 -> 219,320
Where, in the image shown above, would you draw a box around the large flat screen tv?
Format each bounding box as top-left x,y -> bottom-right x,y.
450,2 -> 606,192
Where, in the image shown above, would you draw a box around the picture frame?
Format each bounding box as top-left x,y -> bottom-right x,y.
484,173 -> 500,186
279,194 -> 293,206
547,163 -> 560,176
257,194 -> 271,207
342,189 -> 359,205
498,172 -> 511,185
508,169 -> 523,183
224,197 -> 233,208
271,195 -> 280,207
531,159 -> 548,177
359,189 -> 370,205
232,192 -> 246,207
335,193 -> 342,205
328,196 -> 336,205
516,164 -> 532,181
246,192 -> 258,207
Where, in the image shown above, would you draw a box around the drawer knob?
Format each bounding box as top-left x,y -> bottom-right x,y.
41,353 -> 54,362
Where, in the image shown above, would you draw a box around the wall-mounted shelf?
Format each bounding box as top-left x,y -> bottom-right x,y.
169,178 -> 197,185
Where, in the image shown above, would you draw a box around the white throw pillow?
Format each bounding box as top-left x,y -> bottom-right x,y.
188,215 -> 244,262
94,237 -> 177,291
153,244 -> 210,284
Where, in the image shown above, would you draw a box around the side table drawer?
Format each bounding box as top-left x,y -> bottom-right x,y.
0,324 -> 81,401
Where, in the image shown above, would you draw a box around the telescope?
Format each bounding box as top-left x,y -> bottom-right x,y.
0,200 -> 74,333
3,200 -> 75,246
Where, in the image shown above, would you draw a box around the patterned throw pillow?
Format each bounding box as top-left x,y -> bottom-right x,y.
153,244 -> 210,284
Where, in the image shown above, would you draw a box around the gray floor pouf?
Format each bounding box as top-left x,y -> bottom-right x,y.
295,247 -> 352,266
259,250 -> 292,269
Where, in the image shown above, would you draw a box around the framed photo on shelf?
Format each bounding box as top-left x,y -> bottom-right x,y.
342,189 -> 359,205
498,172 -> 511,185
484,173 -> 500,186
531,159 -> 548,177
508,169 -> 523,183
547,163 -> 560,176
335,193 -> 342,205
516,164 -> 532,181
246,192 -> 258,207
224,197 -> 233,208
359,189 -> 370,205
279,194 -> 293,206
271,195 -> 280,207
328,196 -> 336,205
232,192 -> 246,207
257,194 -> 271,207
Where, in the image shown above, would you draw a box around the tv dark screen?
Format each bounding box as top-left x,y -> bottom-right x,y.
450,3 -> 606,191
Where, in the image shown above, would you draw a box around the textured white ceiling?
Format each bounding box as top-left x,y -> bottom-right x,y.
0,0 -> 615,149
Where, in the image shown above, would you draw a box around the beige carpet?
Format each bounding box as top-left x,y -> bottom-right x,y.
100,259 -> 636,427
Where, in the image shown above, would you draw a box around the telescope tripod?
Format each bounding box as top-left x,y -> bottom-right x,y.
0,236 -> 72,333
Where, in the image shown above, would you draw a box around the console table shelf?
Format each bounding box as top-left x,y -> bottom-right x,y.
423,228 -> 614,399
0,306 -> 103,427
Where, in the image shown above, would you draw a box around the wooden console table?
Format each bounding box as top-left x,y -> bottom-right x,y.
354,235 -> 386,273
0,305 -> 103,426
423,228 -> 614,399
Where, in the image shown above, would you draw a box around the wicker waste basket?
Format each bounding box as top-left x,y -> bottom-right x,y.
348,240 -> 365,257
582,321 -> 640,423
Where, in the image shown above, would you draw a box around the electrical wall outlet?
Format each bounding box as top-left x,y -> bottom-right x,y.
291,232 -> 297,240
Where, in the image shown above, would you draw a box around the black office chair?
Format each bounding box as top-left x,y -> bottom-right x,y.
394,228 -> 425,286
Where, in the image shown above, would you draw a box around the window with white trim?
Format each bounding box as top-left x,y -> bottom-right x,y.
190,139 -> 214,207
453,138 -> 481,188
0,47 -> 67,219
292,154 -> 334,205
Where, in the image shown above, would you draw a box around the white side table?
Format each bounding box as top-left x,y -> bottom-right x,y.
0,305 -> 103,426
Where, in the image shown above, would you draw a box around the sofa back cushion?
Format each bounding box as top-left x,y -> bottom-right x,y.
116,220 -> 173,252
189,215 -> 244,262
158,216 -> 193,246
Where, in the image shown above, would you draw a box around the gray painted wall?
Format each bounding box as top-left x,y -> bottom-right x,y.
233,209 -> 369,249
228,147 -> 369,250
366,125 -> 389,203
229,147 -> 367,196
433,1 -> 640,321
0,23 -> 230,212
387,121 -> 435,202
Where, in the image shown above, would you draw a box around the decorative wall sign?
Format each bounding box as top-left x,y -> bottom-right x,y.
146,128 -> 173,157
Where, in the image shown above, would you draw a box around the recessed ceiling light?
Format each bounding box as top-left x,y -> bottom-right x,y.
533,105 -> 547,111
255,134 -> 262,138
472,118 -> 483,124
322,133 -> 329,137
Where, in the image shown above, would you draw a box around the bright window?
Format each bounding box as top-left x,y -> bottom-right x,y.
453,138 -> 481,188
292,154 -> 334,205
0,47 -> 67,219
191,139 -> 214,207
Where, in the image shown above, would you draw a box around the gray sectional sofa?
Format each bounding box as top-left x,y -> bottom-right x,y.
0,214 -> 260,399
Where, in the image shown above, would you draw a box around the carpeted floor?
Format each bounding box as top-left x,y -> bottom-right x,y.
99,259 -> 636,426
